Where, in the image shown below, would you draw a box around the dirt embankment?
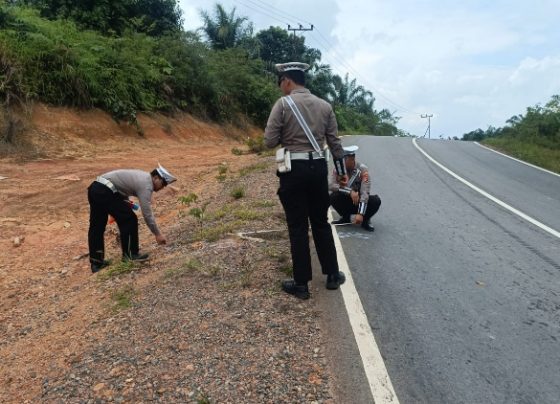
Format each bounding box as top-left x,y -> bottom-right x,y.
0,105 -> 336,403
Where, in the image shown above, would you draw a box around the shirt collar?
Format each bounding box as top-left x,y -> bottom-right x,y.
289,88 -> 310,95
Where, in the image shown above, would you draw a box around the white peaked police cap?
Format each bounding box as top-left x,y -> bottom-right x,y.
275,62 -> 310,73
343,145 -> 359,156
156,163 -> 177,185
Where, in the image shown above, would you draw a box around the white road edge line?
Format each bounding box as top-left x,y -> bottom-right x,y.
474,142 -> 560,178
329,209 -> 400,404
413,138 -> 560,240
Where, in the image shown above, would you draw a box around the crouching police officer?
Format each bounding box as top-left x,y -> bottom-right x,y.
330,145 -> 381,232
87,164 -> 177,273
264,61 -> 348,300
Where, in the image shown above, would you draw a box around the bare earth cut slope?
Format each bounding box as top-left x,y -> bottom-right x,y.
0,105 -> 337,403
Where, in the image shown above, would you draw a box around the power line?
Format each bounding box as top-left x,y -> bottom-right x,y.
231,0 -> 420,117
241,0 -> 313,26
234,0 -> 289,26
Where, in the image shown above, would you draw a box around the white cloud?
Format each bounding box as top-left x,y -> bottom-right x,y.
176,0 -> 560,137
325,0 -> 560,136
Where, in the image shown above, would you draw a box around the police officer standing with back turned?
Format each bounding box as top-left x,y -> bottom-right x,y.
264,62 -> 348,300
87,164 -> 177,273
330,145 -> 381,232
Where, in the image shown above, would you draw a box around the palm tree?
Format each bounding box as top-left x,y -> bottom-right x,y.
307,63 -> 336,102
199,3 -> 253,50
332,73 -> 374,111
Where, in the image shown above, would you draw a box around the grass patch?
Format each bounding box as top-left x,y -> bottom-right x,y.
279,264 -> 293,276
232,208 -> 264,221
184,258 -> 203,271
246,136 -> 266,154
237,270 -> 253,288
230,185 -> 245,199
208,205 -> 266,222
264,247 -> 289,263
238,162 -> 270,177
110,285 -> 136,312
252,199 -> 276,208
231,147 -> 244,155
98,260 -> 137,280
218,162 -> 228,175
165,258 -> 222,278
192,222 -> 241,242
206,205 -> 231,220
483,137 -> 560,173
163,258 -> 200,278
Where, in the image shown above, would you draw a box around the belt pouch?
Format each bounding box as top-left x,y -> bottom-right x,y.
276,147 -> 292,173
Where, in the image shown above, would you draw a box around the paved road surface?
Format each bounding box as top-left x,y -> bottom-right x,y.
334,136 -> 560,404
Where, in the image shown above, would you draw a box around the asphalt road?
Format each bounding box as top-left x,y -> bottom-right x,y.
334,136 -> 560,404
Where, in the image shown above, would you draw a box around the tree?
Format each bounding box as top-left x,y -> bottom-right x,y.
307,63 -> 336,102
199,3 -> 253,50
16,0 -> 183,36
331,73 -> 373,110
256,26 -> 321,69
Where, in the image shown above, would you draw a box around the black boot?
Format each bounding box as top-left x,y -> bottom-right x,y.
281,279 -> 310,300
122,252 -> 149,262
361,221 -> 375,232
91,259 -> 111,273
326,271 -> 346,290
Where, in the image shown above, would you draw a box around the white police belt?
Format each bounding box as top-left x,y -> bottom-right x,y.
95,176 -> 118,193
290,151 -> 324,160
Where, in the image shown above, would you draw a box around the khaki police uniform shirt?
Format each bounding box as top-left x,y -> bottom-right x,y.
329,161 -> 371,204
264,88 -> 344,160
101,169 -> 160,236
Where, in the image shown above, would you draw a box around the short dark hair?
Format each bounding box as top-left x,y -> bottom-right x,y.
151,169 -> 167,186
281,70 -> 305,86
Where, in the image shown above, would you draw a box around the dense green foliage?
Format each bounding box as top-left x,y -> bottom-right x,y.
462,95 -> 560,173
17,0 -> 183,36
0,1 -> 399,135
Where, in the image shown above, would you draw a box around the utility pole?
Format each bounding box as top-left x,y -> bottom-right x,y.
287,24 -> 313,59
421,114 -> 433,139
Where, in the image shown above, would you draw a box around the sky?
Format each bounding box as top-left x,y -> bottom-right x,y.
178,0 -> 560,138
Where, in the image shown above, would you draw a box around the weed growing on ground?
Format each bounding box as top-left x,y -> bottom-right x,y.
192,222 -> 241,242
110,285 -> 136,312
263,247 -> 289,263
238,162 -> 269,177
230,185 -> 245,199
279,264 -> 293,276
232,208 -> 263,221
246,136 -> 265,154
216,162 -> 228,181
178,193 -> 198,205
237,270 -> 253,288
184,258 -> 203,271
189,203 -> 208,224
252,199 -> 276,208
98,260 -> 137,280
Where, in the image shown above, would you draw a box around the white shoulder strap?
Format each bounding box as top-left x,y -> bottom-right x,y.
284,96 -> 322,153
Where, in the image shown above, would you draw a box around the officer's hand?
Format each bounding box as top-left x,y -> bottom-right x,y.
354,214 -> 364,225
338,175 -> 348,187
156,233 -> 167,245
351,190 -> 360,205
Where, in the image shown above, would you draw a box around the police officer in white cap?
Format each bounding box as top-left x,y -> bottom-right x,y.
330,145 -> 381,231
264,61 -> 348,299
87,164 -> 177,273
